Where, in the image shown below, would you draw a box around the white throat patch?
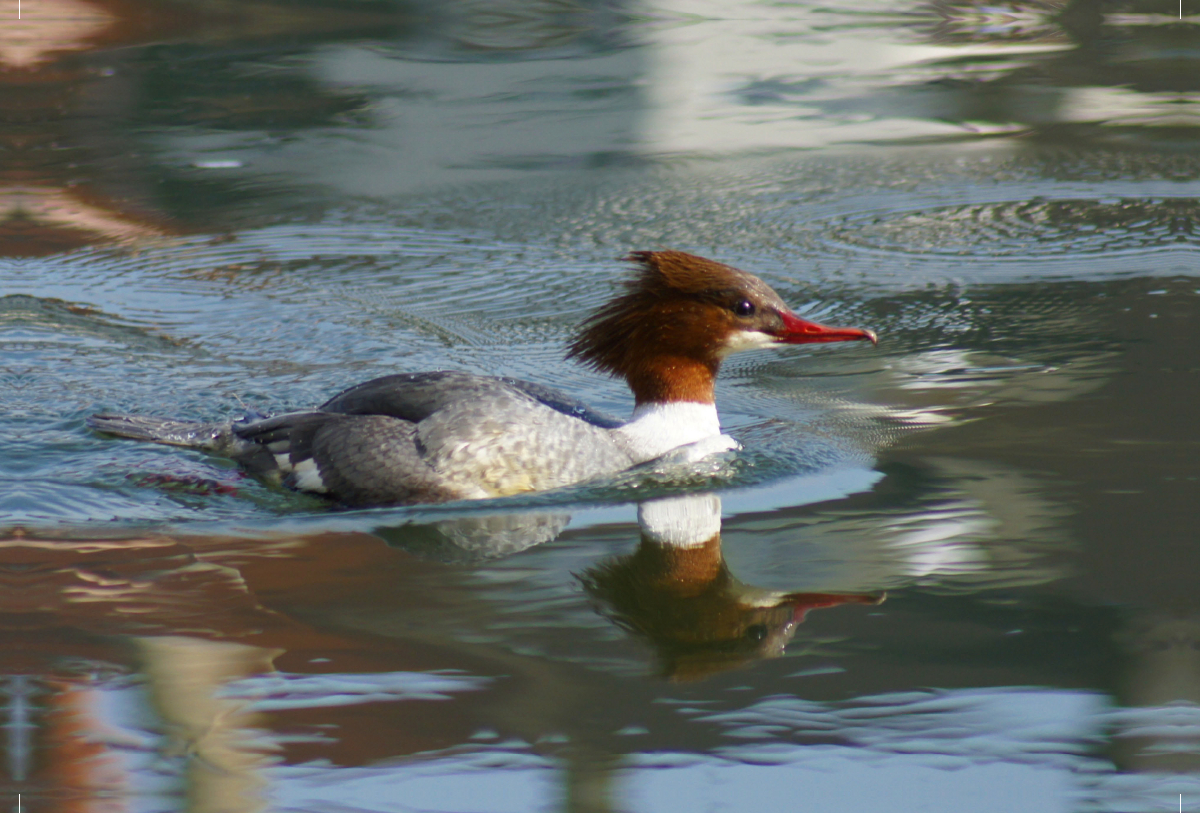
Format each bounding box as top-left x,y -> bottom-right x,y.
716,329 -> 778,359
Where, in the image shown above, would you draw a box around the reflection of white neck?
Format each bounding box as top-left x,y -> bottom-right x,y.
638,493 -> 722,547
614,402 -> 722,463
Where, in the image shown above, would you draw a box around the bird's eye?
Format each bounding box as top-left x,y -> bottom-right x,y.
734,299 -> 756,317
744,624 -> 768,642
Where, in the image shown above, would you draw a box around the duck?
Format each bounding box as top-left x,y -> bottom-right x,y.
89,250 -> 876,506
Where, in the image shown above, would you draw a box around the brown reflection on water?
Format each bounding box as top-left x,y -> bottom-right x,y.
0,528 -> 493,810
0,0 -> 396,257
0,499 -> 884,811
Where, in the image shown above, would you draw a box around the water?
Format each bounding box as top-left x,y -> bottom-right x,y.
1,0 -> 1198,810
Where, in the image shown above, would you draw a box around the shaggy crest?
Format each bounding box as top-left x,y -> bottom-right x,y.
567,250 -> 787,379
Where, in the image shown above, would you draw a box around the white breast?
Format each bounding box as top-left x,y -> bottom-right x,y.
612,401 -> 725,464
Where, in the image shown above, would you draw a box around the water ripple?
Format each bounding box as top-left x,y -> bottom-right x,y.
819,197 -> 1200,259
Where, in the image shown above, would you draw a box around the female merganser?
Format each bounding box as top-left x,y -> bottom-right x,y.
90,251 -> 876,506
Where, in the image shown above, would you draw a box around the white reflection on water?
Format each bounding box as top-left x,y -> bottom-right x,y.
886,502 -> 992,578
169,0 -> 1077,197
676,689 -> 1200,812
626,752 -> 1075,813
675,688 -> 1102,812
272,753 -> 558,813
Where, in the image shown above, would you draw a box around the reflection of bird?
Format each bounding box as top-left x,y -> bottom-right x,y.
91,251 -> 875,506
582,495 -> 885,682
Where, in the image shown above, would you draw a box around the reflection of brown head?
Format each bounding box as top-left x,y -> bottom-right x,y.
581,530 -> 884,682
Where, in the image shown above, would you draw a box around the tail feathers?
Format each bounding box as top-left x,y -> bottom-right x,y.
88,413 -> 234,451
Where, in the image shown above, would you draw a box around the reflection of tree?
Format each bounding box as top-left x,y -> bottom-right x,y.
898,0 -> 1200,144
21,675 -> 131,813
582,495 -> 884,681
138,637 -> 279,813
0,529 -> 478,810
0,0 -> 396,256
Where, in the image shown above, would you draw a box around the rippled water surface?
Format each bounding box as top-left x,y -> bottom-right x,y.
2,0 -> 1199,810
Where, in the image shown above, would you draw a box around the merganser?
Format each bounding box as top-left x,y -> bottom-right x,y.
89,251 -> 876,506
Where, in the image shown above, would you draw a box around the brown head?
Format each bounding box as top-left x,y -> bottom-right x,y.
568,251 -> 877,405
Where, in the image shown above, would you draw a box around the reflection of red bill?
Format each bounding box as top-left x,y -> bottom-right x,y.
128,469 -> 243,496
789,591 -> 886,624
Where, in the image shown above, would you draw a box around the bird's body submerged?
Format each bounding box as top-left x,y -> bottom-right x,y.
90,251 -> 876,507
